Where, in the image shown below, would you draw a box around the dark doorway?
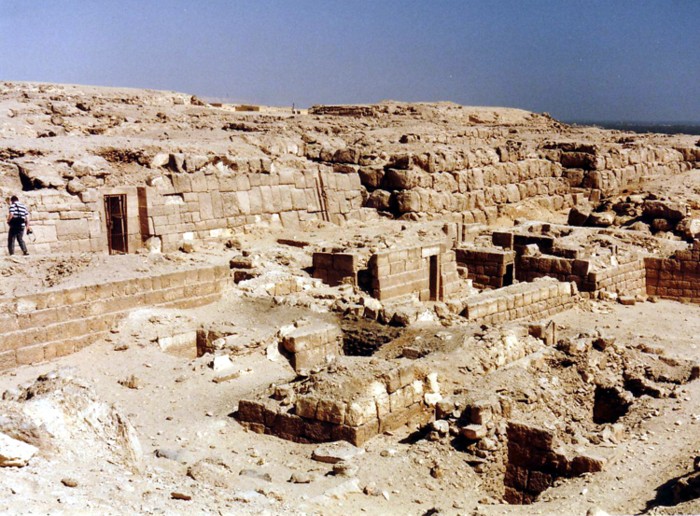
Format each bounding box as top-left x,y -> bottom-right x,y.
104,194 -> 128,254
503,263 -> 514,286
429,255 -> 440,301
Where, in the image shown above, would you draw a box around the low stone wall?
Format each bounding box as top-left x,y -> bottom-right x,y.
505,421 -> 605,504
492,231 -> 556,254
0,265 -> 232,370
516,255 -> 645,295
587,258 -> 646,295
309,105 -> 379,117
312,252 -> 360,287
455,247 -> 515,288
516,254 -> 588,287
280,321 -> 343,374
460,278 -> 576,325
646,243 -> 700,302
237,360 -> 432,445
368,244 -> 460,301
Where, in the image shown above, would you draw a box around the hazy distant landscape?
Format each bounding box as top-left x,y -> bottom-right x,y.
567,121 -> 700,136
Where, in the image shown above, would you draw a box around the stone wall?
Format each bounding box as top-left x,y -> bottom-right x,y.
586,258 -> 646,295
1,189 -> 109,254
280,321 -> 343,374
312,252 -> 360,287
459,278 -> 577,325
543,142 -> 699,196
380,158 -> 574,217
148,166 -> 364,252
455,247 -> 515,288
504,421 -> 605,504
0,265 -> 232,370
646,243 -> 700,302
236,360 -> 432,446
516,255 -> 646,295
492,231 -> 556,254
368,243 -> 460,302
2,165 -> 364,255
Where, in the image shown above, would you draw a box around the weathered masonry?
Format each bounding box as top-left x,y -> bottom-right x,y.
237,357 -> 434,446
646,241 -> 700,302
489,227 -> 647,296
4,166 -> 364,254
368,244 -> 460,302
313,243 -> 461,302
0,265 -> 232,371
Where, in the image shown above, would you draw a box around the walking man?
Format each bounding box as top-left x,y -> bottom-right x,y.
7,195 -> 30,255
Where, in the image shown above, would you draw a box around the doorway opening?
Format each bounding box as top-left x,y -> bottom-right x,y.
429,255 -> 440,301
104,194 -> 128,254
503,263 -> 514,286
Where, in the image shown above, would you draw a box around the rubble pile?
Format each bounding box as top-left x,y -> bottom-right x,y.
1,82 -> 700,513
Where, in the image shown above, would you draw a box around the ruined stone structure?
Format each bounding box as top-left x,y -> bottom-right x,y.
455,247 -> 515,288
0,265 -> 231,370
458,278 -> 577,324
237,358 -> 433,445
2,84 -> 700,512
646,241 -> 700,302
367,243 -> 460,302
504,421 -> 605,504
313,241 -> 460,302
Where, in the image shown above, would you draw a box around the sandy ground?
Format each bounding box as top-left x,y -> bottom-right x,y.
1,292 -> 699,515
1,82 -> 699,514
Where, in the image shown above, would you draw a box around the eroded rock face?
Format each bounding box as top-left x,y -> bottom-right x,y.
0,81 -> 698,256
0,432 -> 38,467
1,371 -> 142,473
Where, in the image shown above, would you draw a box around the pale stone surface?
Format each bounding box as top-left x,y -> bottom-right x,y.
312,441 -> 365,464
0,432 -> 38,467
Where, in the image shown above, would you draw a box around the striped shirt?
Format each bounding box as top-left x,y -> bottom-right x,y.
8,201 -> 29,227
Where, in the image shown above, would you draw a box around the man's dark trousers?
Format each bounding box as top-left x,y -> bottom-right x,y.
8,226 -> 27,255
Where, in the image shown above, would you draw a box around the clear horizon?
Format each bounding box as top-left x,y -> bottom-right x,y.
1,0 -> 699,123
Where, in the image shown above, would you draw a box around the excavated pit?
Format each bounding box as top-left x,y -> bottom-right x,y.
339,317 -> 402,357
440,331 -> 700,505
2,84 -> 700,514
593,385 -> 632,424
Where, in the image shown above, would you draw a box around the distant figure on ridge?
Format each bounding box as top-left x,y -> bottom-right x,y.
7,195 -> 31,256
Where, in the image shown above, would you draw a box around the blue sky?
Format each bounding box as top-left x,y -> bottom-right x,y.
1,1 -> 699,121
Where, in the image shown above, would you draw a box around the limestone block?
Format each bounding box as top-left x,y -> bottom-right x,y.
345,398 -> 377,427
461,424 -> 487,440
507,421 -> 554,450
303,421 -> 338,442
0,432 -> 38,467
394,190 -> 421,213
294,396 -> 319,420
316,399 -> 346,425
235,191 -> 251,215
312,441 -> 364,464
238,400 -> 264,423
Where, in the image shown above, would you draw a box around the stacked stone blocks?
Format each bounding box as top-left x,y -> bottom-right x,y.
237,361 -> 431,446
280,322 -> 343,374
505,421 -> 605,504
312,252 -> 359,287
461,278 -> 576,325
455,247 -> 515,288
517,255 -> 646,295
368,244 -> 460,301
0,265 -> 232,370
646,242 -> 700,302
